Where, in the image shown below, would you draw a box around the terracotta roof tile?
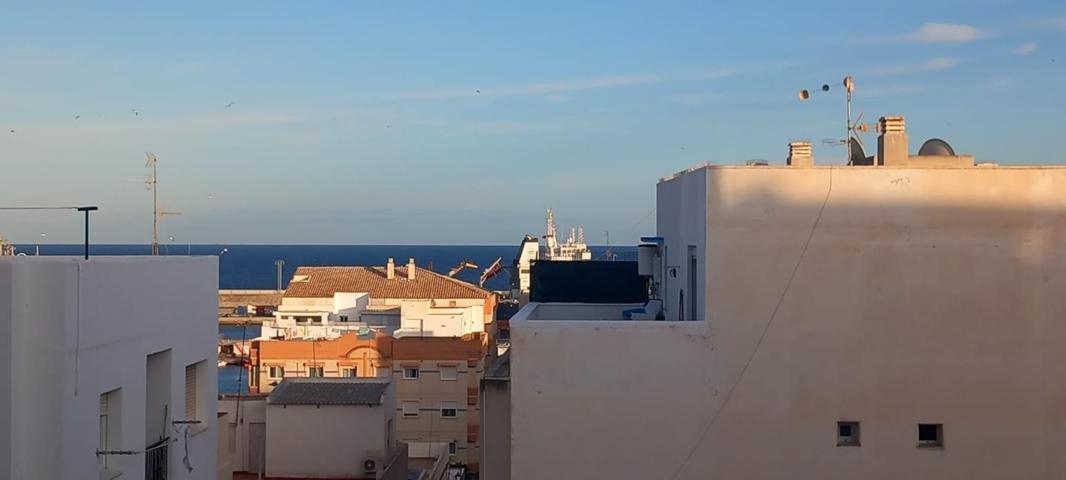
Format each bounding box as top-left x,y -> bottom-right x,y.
284,265 -> 492,300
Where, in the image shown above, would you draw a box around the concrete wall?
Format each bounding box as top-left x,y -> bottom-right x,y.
218,397 -> 267,474
265,398 -> 391,478
0,256 -> 218,480
480,378 -> 510,480
511,166 -> 1066,479
656,165 -> 707,320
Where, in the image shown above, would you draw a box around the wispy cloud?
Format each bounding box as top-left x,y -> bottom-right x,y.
1014,42 -> 1039,55
545,93 -> 569,102
378,66 -> 748,102
862,84 -> 927,97
877,23 -> 985,44
867,57 -> 960,77
668,92 -> 723,106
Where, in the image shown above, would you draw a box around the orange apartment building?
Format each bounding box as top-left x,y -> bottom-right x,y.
250,332 -> 488,472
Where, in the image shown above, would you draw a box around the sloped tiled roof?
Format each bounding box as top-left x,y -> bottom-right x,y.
266,378 -> 390,406
284,265 -> 492,300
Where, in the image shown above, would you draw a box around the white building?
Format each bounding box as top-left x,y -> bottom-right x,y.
506,127 -> 1066,479
262,259 -> 496,340
0,256 -> 218,480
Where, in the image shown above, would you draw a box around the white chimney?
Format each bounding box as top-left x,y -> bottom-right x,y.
878,115 -> 908,166
387,258 -> 395,280
787,141 -> 813,167
407,258 -> 416,280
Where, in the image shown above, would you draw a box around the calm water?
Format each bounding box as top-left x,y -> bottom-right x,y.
20,244 -> 636,291
23,244 -> 636,394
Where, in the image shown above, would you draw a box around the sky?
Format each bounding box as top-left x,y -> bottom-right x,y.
1,1 -> 1064,244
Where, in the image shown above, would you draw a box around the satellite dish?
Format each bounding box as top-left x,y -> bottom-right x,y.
798,89 -> 810,100
821,84 -> 830,92
918,138 -> 956,156
849,137 -> 871,165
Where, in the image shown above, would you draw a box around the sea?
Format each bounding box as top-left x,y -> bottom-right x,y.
17,243 -> 637,394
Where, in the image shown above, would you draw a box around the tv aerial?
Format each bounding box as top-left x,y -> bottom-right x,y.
799,75 -> 879,165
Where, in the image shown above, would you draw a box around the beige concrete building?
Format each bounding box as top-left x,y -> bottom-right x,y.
507,121 -> 1066,479
250,332 -> 488,473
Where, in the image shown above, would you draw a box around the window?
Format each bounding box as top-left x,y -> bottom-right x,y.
448,441 -> 457,455
342,367 -> 358,377
440,401 -> 457,418
440,366 -> 458,381
308,366 -> 324,378
339,315 -> 349,322
98,389 -> 121,470
837,421 -> 860,446
185,361 -> 205,422
268,366 -> 285,378
918,423 -> 944,448
403,367 -> 419,379
402,401 -> 419,417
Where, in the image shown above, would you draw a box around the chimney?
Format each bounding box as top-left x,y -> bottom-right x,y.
407,258 -> 416,280
787,141 -> 813,167
387,258 -> 395,280
878,116 -> 908,166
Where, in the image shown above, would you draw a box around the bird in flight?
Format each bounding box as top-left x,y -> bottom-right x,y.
475,89 -> 481,94
225,101 -> 235,109
131,108 -> 139,116
74,114 -> 81,120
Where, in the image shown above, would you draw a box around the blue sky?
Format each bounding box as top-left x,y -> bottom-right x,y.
1,1 -> 1064,244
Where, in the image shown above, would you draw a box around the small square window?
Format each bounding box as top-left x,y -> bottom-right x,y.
308,366 -> 324,378
402,401 -> 419,417
837,421 -> 860,446
403,367 -> 419,379
440,366 -> 458,381
918,423 -> 943,448
341,367 -> 358,377
440,401 -> 457,418
268,366 -> 285,378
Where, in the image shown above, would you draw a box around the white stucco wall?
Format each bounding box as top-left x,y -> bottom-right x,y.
511,166 -> 1066,480
0,256 -> 218,480
656,165 -> 707,320
265,382 -> 395,478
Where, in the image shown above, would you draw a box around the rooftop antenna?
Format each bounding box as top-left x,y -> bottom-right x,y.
799,76 -> 876,164
145,152 -> 181,255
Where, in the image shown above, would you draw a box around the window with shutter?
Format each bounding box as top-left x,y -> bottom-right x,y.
185,363 -> 199,421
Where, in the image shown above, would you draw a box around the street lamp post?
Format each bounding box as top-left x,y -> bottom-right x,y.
36,232 -> 46,256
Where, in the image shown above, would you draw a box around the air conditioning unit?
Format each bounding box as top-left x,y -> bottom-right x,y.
363,457 -> 379,476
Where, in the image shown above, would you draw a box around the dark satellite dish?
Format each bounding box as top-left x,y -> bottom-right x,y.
918,138 -> 956,156
821,84 -> 830,92
849,137 -> 872,165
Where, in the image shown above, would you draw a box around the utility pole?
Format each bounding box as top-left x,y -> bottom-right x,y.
145,153 -> 180,255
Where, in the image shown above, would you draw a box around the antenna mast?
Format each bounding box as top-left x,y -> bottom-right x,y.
145,152 -> 181,255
